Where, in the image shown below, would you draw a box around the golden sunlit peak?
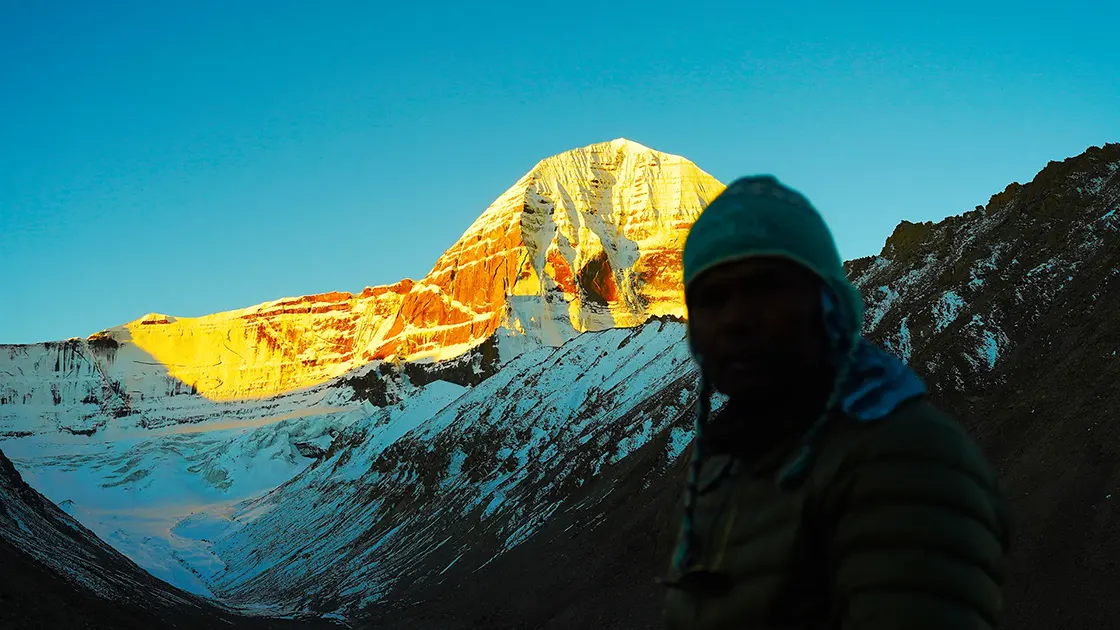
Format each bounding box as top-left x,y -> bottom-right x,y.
133,313 -> 177,326
608,137 -> 651,151
90,141 -> 723,401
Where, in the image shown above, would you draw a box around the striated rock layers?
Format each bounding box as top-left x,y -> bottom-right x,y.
42,139 -> 723,401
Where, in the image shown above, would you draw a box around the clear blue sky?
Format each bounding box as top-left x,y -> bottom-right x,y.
2,1 -> 1117,343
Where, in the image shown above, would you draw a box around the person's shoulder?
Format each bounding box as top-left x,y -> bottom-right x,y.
818,397 -> 1012,550
820,397 -> 1000,491
863,399 -> 989,466
875,397 -> 984,453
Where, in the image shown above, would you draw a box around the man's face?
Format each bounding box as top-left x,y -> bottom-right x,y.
686,257 -> 831,401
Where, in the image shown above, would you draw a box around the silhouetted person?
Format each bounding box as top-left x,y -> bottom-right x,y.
663,176 -> 1011,629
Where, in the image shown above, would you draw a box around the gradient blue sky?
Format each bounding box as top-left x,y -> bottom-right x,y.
2,1 -> 1117,343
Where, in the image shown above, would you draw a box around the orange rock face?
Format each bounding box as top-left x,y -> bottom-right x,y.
118,139 -> 724,399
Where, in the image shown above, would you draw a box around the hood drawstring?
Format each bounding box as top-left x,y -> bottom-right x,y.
778,285 -> 928,488
672,374 -> 713,573
774,286 -> 855,489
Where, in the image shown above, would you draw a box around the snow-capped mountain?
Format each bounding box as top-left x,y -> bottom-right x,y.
1,140 -> 1117,630
0,138 -> 721,620
2,139 -> 722,405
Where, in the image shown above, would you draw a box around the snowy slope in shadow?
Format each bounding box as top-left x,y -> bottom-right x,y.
181,318 -> 704,617
2,383 -> 367,596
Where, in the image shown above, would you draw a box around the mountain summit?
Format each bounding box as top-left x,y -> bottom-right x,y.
404,137 -> 722,352
90,140 -> 723,400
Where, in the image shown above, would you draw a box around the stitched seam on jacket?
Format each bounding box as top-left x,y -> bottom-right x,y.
849,452 -> 997,493
701,487 -> 736,565
846,584 -> 998,628
722,561 -> 797,585
697,459 -> 736,496
842,495 -> 1004,542
833,538 -> 1004,584
711,496 -> 740,571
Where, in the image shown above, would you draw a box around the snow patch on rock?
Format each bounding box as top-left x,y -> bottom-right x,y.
934,291 -> 967,332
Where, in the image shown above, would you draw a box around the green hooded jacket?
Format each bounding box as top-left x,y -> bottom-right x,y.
663,397 -> 1011,629
666,175 -> 1011,628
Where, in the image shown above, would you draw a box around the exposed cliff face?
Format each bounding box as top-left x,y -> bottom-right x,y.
17,139 -> 720,403
395,138 -> 723,358
123,281 -> 415,401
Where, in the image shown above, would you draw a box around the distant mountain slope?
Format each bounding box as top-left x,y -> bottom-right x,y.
0,447 -> 338,629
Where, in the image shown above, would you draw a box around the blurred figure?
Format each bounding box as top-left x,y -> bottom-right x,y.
663,176 -> 1011,629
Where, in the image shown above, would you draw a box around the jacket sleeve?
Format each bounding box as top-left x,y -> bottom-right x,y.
825,413 -> 1011,630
